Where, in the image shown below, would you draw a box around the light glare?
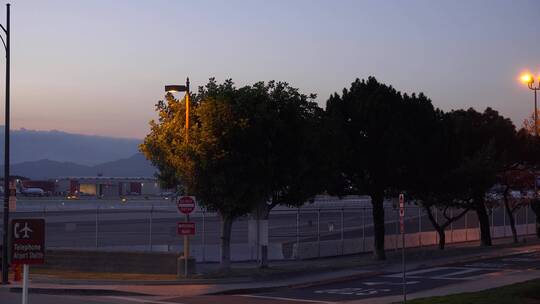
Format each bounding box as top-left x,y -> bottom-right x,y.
521,74 -> 533,84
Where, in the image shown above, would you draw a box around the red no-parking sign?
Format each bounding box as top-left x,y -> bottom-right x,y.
177,196 -> 196,214
177,222 -> 195,235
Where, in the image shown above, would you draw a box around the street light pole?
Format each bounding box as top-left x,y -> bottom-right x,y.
1,3 -> 10,285
165,78 -> 192,275
522,73 -> 540,239
535,87 -> 538,137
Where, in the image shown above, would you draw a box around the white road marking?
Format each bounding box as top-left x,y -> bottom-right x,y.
237,294 -> 337,304
502,257 -> 537,262
464,262 -> 510,269
107,296 -> 183,304
384,267 -> 491,280
432,268 -> 484,278
314,287 -> 391,296
363,281 -> 419,286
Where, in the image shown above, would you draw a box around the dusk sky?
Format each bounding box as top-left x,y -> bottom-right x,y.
1,0 -> 539,138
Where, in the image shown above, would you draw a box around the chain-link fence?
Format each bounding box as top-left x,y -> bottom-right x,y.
1,197 -> 537,262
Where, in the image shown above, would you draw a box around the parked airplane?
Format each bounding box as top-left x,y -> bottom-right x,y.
18,183 -> 46,197
21,187 -> 46,196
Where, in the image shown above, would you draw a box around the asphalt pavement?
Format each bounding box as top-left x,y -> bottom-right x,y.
2,245 -> 539,304
234,250 -> 540,303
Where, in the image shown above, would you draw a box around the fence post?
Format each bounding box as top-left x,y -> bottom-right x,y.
503,207 -> 506,237
340,208 -> 344,255
434,208 -> 438,245
43,206 -> 47,248
395,206 -> 398,251
478,211 -> 481,240
450,209 -> 454,244
202,210 -> 206,262
95,206 -> 99,248
491,208 -> 494,237
418,207 -> 422,247
526,206 -> 529,235
296,208 -> 300,260
362,207 -> 366,252
149,204 -> 153,251
465,211 -> 468,241
317,209 -> 321,258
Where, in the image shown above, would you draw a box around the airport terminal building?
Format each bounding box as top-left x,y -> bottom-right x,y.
56,177 -> 165,197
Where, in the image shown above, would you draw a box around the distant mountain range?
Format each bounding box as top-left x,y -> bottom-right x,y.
0,128 -> 142,165
2,153 -> 157,180
0,128 -> 158,179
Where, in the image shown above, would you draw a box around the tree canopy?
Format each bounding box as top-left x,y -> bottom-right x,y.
142,76 -> 540,266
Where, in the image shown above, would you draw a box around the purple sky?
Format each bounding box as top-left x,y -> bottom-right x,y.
0,0 -> 538,138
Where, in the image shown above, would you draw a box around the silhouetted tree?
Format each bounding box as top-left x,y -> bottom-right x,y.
325,77 -> 427,260
247,81 -> 325,268
515,129 -> 540,238
494,167 -> 534,243
443,108 -> 516,246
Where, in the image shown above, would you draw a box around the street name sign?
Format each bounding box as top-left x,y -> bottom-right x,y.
177,222 -> 195,235
177,196 -> 196,214
11,218 -> 45,265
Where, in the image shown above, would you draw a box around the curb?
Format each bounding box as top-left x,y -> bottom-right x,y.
416,245 -> 540,270
30,276 -> 252,286
209,270 -> 383,295
8,287 -> 151,297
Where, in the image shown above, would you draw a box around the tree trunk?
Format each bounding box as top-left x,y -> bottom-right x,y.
259,205 -> 270,269
503,199 -> 518,244
219,214 -> 234,272
531,200 -> 540,238
476,203 -> 492,246
437,228 -> 446,250
371,191 -> 386,260
424,206 -> 445,250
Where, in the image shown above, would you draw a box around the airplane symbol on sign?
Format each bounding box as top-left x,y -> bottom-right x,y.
14,222 -> 33,239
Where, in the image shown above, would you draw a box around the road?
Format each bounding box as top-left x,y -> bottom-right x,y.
234,250 -> 540,303
1,249 -> 539,304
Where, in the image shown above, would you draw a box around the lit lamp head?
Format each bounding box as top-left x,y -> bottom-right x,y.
522,73 -> 537,85
165,85 -> 188,93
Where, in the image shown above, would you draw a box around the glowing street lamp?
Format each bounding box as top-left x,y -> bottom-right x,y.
165,78 -> 190,142
520,73 -> 540,136
521,73 -> 540,210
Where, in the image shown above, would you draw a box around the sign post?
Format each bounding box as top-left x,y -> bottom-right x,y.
177,196 -> 195,277
399,193 -> 406,303
11,218 -> 45,304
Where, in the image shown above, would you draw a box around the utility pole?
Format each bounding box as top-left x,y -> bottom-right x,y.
2,3 -> 10,285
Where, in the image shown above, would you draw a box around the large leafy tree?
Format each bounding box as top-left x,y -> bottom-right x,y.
142,79 -> 325,270
141,79 -> 276,270
404,105 -> 471,250
515,129 -> 540,238
495,167 -> 534,243
249,81 -> 326,267
443,108 -> 516,246
325,77 -> 427,260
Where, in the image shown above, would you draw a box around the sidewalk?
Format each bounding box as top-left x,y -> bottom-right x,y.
2,236 -> 540,298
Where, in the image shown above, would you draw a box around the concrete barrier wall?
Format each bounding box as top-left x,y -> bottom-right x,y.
291,224 -> 537,259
